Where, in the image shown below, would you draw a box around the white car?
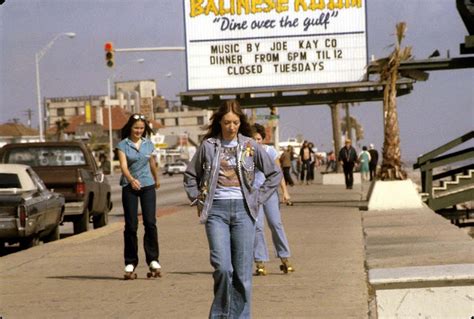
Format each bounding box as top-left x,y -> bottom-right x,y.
163,162 -> 187,176
0,164 -> 65,248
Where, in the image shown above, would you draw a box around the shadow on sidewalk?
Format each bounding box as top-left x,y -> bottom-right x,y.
167,271 -> 213,276
47,275 -> 121,281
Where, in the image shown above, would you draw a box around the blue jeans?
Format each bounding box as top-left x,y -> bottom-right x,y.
254,191 -> 291,262
122,184 -> 159,266
206,199 -> 256,319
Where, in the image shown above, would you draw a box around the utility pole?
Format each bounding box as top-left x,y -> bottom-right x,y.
23,108 -> 34,127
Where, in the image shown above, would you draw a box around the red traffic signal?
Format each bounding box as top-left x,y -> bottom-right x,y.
104,42 -> 114,68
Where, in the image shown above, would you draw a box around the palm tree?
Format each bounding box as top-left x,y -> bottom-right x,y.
376,22 -> 412,180
55,118 -> 69,141
341,115 -> 364,142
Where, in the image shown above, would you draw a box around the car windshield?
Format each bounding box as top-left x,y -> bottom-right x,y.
5,147 -> 87,167
0,173 -> 22,188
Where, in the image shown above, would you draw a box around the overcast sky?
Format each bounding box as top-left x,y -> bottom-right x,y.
0,0 -> 472,162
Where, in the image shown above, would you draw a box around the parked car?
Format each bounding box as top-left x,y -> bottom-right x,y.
0,164 -> 65,249
0,142 -> 112,234
163,161 -> 187,176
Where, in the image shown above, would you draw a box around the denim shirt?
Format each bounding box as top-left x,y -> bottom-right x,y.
116,137 -> 155,188
183,133 -> 282,224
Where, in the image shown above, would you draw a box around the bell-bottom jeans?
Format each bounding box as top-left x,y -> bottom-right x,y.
206,198 -> 256,319
254,191 -> 291,262
122,184 -> 159,267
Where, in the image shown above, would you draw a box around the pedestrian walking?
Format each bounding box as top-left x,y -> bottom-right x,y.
307,142 -> 316,184
358,146 -> 371,182
116,113 -> 161,279
326,151 -> 336,172
279,146 -> 295,186
299,141 -> 313,185
183,100 -> 281,318
289,145 -> 299,181
368,143 -> 379,181
251,123 -> 295,277
338,139 -> 358,189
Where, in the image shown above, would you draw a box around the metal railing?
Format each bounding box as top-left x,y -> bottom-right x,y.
413,131 -> 474,212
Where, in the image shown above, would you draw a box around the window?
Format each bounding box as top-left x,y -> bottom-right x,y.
0,173 -> 21,188
5,147 -> 86,167
27,169 -> 46,191
197,116 -> 204,125
175,118 -> 179,126
57,108 -> 65,116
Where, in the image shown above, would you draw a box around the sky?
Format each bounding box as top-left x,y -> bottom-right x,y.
0,0 -> 473,163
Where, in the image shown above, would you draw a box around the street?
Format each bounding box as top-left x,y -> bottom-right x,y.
62,173 -> 189,235
0,173 -> 189,256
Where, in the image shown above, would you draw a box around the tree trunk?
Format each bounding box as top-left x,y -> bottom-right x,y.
344,103 -> 352,140
330,103 -> 342,173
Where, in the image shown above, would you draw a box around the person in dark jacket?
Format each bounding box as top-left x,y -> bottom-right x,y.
368,143 -> 379,181
338,139 -> 358,189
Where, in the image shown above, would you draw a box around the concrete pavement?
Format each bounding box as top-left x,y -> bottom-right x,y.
1,176 -> 472,318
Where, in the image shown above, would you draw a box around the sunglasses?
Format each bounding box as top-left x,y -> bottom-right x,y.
132,114 -> 146,120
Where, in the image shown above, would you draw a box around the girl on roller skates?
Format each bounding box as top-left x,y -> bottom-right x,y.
117,114 -> 161,279
184,100 -> 281,318
251,123 -> 295,276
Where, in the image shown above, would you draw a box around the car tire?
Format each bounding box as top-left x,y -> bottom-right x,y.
20,235 -> 40,249
43,224 -> 60,243
73,208 -> 90,234
93,211 -> 109,229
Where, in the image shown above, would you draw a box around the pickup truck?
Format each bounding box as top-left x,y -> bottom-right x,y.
0,141 -> 112,234
0,164 -> 65,249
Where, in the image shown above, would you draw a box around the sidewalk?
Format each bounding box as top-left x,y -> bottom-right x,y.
0,181 -> 370,318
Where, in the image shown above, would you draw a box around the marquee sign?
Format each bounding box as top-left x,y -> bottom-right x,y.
184,0 -> 367,91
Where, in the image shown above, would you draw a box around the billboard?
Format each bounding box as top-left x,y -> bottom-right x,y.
183,0 -> 367,91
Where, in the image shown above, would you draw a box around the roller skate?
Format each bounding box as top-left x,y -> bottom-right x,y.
279,258 -> 295,274
147,260 -> 162,278
124,264 -> 137,280
255,261 -> 267,276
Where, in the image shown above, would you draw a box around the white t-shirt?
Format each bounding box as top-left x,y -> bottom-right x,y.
214,139 -> 243,200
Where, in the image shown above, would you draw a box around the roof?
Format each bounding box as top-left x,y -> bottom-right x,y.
0,164 -> 36,191
0,123 -> 39,137
56,107 -> 161,134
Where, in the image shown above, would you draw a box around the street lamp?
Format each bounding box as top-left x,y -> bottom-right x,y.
35,32 -> 76,142
106,58 -> 145,175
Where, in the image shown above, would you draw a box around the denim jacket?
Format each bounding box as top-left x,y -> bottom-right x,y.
183,133 -> 282,224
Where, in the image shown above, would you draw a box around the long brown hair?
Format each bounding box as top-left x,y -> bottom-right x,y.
203,100 -> 252,139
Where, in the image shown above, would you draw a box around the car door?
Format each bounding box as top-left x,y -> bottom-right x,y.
28,168 -> 61,229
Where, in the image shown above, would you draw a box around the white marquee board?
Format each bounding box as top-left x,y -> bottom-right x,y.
184,0 -> 368,91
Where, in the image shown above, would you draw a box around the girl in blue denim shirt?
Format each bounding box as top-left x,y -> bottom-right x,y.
184,100 -> 281,318
116,114 -> 161,279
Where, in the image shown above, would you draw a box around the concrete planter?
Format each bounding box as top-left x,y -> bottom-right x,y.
367,179 -> 423,210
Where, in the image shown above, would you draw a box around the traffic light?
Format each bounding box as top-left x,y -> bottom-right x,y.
104,42 -> 114,68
